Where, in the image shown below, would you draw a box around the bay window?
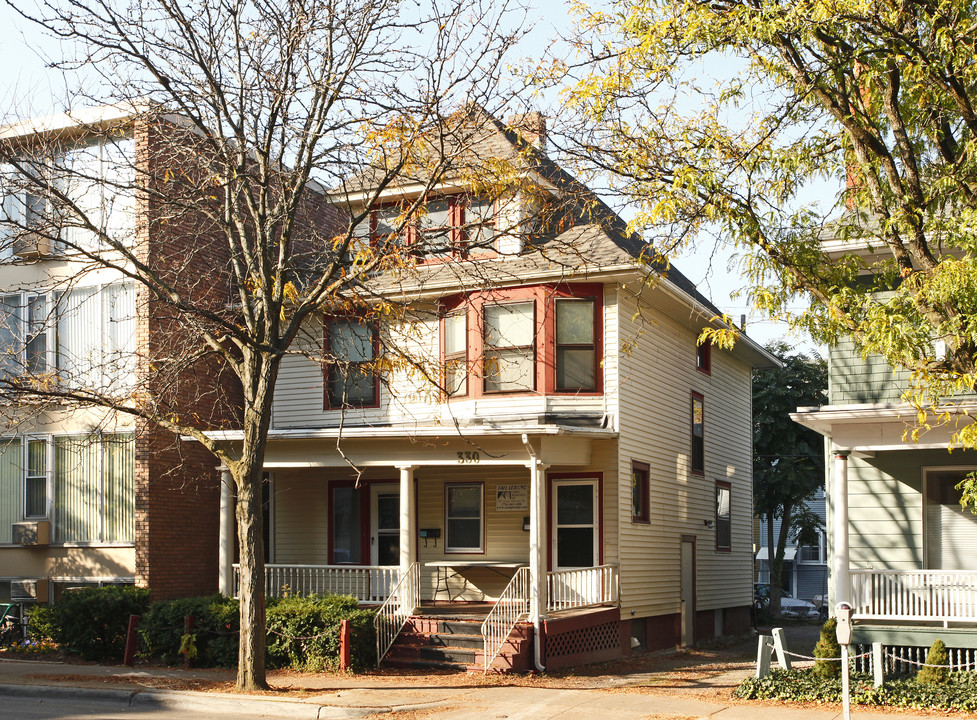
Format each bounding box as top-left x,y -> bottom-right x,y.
483,302 -> 535,393
440,284 -> 602,398
443,311 -> 468,396
325,318 -> 379,408
555,298 -> 596,391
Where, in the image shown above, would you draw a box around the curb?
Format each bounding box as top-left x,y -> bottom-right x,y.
0,682 -> 376,718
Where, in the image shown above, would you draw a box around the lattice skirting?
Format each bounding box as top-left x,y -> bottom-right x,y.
541,607 -> 624,670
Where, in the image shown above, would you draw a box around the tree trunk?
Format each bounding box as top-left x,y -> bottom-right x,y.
766,516 -> 782,620
233,353 -> 280,691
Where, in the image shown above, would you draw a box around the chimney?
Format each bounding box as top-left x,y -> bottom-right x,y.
507,112 -> 547,153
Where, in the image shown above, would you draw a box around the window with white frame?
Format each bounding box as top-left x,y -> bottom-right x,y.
798,530 -> 826,563
445,483 -> 483,552
0,138 -> 135,258
0,293 -> 52,377
0,433 -> 133,544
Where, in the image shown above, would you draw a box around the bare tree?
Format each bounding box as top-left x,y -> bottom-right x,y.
0,0 -> 529,689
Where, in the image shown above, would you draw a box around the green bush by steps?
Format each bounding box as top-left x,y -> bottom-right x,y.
27,585 -> 151,661
140,592 -> 377,670
735,668 -> 977,712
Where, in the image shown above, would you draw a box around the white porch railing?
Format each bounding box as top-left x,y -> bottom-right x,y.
233,563 -> 399,602
481,566 -> 531,671
851,569 -> 977,624
374,562 -> 420,665
547,564 -> 619,612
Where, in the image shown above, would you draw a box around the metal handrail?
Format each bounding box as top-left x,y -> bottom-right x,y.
373,562 -> 420,666
480,566 -> 530,671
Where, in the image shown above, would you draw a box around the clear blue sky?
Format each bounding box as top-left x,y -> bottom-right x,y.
0,0 -> 825,354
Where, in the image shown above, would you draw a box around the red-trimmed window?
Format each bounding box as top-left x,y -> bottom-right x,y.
355,195 -> 496,259
556,297 -> 597,391
696,338 -> 711,374
439,284 -> 602,399
715,481 -> 731,551
483,301 -> 536,393
443,311 -> 468,396
324,318 -> 379,409
631,460 -> 650,523
691,393 -> 704,474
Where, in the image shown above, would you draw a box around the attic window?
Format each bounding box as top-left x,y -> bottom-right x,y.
355,196 -> 496,259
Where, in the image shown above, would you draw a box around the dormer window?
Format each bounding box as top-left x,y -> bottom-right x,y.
356,195 -> 496,259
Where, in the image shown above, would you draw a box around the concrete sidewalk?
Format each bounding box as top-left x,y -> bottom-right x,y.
0,657 -> 957,720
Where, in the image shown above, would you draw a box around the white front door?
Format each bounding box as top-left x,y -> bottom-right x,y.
371,483 -> 400,566
551,479 -> 599,570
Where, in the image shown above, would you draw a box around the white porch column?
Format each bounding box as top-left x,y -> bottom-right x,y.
832,449 -> 851,607
218,469 -> 235,596
528,458 -> 548,624
397,465 -> 417,573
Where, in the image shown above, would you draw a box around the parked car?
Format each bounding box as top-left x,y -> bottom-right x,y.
754,583 -> 820,619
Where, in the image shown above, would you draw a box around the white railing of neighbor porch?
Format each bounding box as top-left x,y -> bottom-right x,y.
851,569 -> 977,623
232,564 -> 399,602
374,562 -> 419,665
481,566 -> 531,671
547,564 -> 619,612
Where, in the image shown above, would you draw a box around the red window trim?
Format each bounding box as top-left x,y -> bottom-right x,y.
696,338 -> 712,375
361,195 -> 499,262
326,478 -> 417,565
322,315 -> 381,411
715,480 -> 732,552
439,283 -> 603,400
545,471 -> 604,572
443,481 -> 485,554
691,392 -> 705,476
631,460 -> 650,524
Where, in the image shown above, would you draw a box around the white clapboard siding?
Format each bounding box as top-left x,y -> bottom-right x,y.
613,285 -> 754,618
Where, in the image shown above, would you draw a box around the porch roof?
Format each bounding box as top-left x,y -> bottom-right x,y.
790,401 -> 977,452
202,423 -> 617,442
201,423 -> 617,468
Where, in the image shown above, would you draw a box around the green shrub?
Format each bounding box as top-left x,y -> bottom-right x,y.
140,592 -> 376,670
140,595 -> 239,667
266,593 -> 376,671
917,639 -> 950,685
813,618 -> 842,678
735,668 -> 977,712
42,585 -> 151,661
26,603 -> 58,642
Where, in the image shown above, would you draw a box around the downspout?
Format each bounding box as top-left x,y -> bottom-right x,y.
522,433 -> 547,672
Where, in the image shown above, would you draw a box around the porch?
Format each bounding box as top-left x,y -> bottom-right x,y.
850,568 -> 977,626
233,561 -> 621,670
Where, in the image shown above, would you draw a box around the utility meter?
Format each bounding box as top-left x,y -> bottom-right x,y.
835,602 -> 853,645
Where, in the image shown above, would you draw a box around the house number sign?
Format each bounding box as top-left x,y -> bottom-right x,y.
495,483 -> 528,511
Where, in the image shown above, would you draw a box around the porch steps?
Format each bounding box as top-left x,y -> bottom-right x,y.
382,617 -> 533,672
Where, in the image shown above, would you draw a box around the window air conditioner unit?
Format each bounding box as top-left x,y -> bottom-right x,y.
11,520 -> 51,545
11,578 -> 49,603
11,520 -> 51,546
12,231 -> 54,259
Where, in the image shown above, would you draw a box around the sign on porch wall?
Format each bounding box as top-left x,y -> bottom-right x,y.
495,483 -> 529,511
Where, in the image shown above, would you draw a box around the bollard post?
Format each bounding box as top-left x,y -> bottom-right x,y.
123,614 -> 141,666
771,627 -> 792,670
339,619 -> 352,672
756,635 -> 773,678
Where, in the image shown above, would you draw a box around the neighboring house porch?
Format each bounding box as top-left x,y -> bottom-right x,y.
211,425 -> 623,670
792,402 -> 977,662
